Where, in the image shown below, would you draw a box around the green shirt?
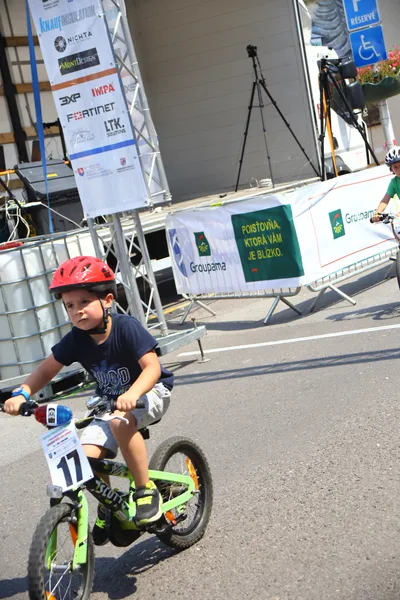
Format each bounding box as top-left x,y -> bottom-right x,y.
387,176 -> 400,198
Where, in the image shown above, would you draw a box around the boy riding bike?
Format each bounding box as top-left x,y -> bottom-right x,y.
3,255 -> 173,545
371,146 -> 400,222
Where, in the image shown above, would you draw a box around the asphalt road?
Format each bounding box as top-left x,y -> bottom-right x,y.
2,264 -> 400,600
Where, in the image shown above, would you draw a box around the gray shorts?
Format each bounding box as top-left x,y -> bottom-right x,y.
80,382 -> 171,458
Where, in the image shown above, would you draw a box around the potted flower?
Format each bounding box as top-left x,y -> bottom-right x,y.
357,46 -> 400,103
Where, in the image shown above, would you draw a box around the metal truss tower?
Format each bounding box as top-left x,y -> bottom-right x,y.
85,0 -> 172,336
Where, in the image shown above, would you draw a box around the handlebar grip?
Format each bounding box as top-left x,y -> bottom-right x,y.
19,401 -> 38,416
136,398 -> 145,409
109,398 -> 146,411
0,401 -> 37,416
370,214 -> 387,223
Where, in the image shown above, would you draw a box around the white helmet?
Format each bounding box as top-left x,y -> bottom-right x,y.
385,146 -> 400,165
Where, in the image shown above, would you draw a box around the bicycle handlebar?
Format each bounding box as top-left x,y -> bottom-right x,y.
0,397 -> 145,420
370,213 -> 393,224
0,400 -> 38,416
95,397 -> 146,412
74,396 -> 145,430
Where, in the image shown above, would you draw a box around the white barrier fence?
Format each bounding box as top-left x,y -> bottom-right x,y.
166,165 -> 399,323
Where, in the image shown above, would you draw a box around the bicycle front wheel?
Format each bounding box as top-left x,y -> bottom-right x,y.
28,503 -> 94,600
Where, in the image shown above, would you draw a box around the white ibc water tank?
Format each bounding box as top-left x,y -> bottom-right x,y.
0,231 -> 97,388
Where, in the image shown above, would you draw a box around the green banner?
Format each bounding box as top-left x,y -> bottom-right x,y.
231,205 -> 304,282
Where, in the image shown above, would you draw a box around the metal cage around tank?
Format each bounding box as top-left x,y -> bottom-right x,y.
0,229 -> 97,393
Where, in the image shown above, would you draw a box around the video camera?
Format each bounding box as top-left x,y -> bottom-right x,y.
246,44 -> 258,58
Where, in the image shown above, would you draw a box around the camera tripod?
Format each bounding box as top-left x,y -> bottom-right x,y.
318,57 -> 379,180
235,45 -> 320,192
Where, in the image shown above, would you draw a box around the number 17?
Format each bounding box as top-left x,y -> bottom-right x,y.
56,449 -> 83,487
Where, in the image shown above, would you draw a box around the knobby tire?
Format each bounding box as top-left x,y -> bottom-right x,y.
28,503 -> 94,600
395,250 -> 400,291
149,436 -> 213,550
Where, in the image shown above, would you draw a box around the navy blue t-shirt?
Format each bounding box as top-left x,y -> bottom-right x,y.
52,313 -> 174,398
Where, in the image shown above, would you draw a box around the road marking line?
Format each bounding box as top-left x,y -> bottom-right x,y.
177,323 -> 400,356
148,300 -> 190,320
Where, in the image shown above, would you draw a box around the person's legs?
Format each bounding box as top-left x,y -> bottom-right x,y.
109,385 -> 171,525
82,443 -> 112,546
109,413 -> 148,486
109,412 -> 162,525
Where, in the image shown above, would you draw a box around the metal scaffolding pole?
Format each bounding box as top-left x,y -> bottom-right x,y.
132,211 -> 168,336
87,213 -> 170,335
81,1 -> 172,336
112,214 -> 147,327
102,0 -> 172,204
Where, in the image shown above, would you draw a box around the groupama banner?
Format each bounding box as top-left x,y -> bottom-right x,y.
28,0 -> 149,217
166,165 -> 397,294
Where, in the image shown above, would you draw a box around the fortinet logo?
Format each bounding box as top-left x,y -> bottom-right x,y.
67,102 -> 115,122
91,83 -> 115,97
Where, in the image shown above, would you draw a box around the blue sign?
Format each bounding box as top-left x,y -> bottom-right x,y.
343,0 -> 380,31
349,25 -> 387,67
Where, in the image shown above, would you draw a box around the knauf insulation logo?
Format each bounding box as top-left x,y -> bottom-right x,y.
194,232 -> 211,257
329,209 -> 346,239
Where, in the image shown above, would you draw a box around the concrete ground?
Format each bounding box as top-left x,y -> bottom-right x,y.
2,262 -> 400,600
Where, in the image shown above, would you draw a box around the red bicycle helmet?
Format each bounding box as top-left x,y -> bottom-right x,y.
49,256 -> 117,299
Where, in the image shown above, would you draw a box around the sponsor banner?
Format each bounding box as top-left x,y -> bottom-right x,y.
291,164 -> 396,284
166,165 -> 397,294
28,0 -> 149,217
166,195 -> 306,294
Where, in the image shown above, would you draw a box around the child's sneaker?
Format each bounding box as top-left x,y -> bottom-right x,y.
132,481 -> 162,526
92,504 -> 109,546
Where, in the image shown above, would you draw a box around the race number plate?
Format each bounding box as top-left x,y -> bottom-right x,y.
41,423 -> 94,491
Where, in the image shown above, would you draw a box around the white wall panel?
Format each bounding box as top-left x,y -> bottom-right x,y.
0,0 -> 63,171
127,0 -> 319,200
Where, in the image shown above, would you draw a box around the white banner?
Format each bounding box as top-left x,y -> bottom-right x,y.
166,165 -> 397,294
28,0 -> 149,217
291,165 -> 397,284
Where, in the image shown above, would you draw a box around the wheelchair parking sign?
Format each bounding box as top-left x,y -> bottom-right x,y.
349,25 -> 387,67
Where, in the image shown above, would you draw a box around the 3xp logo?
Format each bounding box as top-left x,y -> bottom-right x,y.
194,232 -> 211,256
329,209 -> 345,239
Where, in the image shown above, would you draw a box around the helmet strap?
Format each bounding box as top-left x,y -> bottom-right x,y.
87,298 -> 111,335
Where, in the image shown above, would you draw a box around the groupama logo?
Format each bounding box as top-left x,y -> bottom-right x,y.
194,232 -> 211,256
329,209 -> 346,239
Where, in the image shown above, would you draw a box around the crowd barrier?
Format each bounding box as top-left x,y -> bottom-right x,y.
166,165 -> 399,324
179,288 -> 302,325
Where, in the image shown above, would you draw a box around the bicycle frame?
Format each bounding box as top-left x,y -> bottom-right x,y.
49,457 -> 197,570
389,220 -> 400,244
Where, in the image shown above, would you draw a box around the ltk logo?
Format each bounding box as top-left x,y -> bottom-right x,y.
194,232 -> 211,256
329,209 -> 346,239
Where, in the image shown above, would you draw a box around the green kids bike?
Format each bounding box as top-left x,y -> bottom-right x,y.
4,396 -> 213,600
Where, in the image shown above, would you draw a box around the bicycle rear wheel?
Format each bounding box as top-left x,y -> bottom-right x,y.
149,436 -> 213,550
395,250 -> 400,290
28,503 -> 94,600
